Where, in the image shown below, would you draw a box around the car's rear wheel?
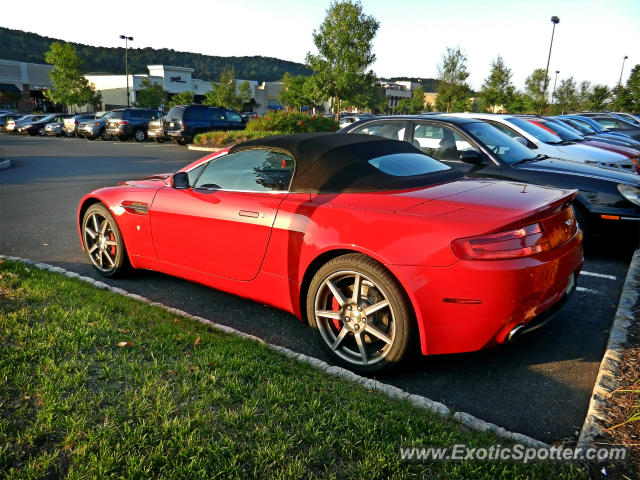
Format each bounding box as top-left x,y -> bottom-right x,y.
82,203 -> 128,277
176,137 -> 187,145
306,253 -> 413,373
38,127 -> 45,136
134,128 -> 146,142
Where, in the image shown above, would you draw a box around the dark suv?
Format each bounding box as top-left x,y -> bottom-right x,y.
164,104 -> 246,144
106,108 -> 163,142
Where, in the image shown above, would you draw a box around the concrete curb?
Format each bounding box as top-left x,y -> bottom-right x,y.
0,158 -> 11,170
0,253 -> 549,449
187,145 -> 225,152
577,247 -> 640,449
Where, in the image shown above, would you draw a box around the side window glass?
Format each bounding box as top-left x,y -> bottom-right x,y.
352,121 -> 407,141
413,124 -> 477,161
193,150 -> 294,192
226,111 -> 243,123
596,118 -> 616,129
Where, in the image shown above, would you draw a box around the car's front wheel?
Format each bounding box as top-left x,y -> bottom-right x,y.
82,203 -> 128,277
306,253 -> 413,373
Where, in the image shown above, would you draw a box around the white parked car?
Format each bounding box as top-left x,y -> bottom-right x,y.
446,113 -> 635,172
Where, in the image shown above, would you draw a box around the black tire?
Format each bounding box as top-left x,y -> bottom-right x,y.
134,128 -> 146,142
306,253 -> 413,373
573,204 -> 591,238
81,203 -> 129,277
38,127 -> 45,136
176,137 -> 188,145
86,134 -> 96,140
101,129 -> 112,141
155,137 -> 165,143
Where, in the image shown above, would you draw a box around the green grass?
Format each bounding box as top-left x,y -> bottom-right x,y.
0,260 -> 588,479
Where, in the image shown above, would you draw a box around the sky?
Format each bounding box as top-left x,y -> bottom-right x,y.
2,0 -> 639,91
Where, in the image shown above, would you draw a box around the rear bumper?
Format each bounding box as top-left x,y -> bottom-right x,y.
393,230 -> 583,355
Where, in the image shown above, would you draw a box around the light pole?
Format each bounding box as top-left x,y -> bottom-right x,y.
618,55 -> 629,87
552,70 -> 560,104
120,35 -> 133,107
543,16 -> 560,101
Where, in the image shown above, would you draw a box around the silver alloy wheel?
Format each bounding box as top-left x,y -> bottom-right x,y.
313,270 -> 396,366
83,211 -> 119,273
134,129 -> 145,142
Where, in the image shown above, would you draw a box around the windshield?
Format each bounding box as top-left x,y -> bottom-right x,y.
507,117 -> 563,144
532,119 -> 583,141
563,118 -> 595,134
464,121 -> 537,164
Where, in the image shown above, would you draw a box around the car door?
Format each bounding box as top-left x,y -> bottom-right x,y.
210,107 -> 232,130
150,148 -> 294,281
409,121 -> 502,178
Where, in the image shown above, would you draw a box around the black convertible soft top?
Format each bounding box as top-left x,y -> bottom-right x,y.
230,132 -> 463,193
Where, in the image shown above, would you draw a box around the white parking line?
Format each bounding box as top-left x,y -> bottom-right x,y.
580,271 -> 617,281
576,286 -> 603,295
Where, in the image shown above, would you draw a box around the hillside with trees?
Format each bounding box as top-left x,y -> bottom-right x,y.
0,27 -> 311,82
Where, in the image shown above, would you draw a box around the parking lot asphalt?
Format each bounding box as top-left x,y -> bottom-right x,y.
1,134 -> 637,444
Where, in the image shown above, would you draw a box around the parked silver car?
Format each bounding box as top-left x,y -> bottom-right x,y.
78,112 -> 112,140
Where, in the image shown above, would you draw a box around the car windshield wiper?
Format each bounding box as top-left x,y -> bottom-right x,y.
512,154 -> 549,166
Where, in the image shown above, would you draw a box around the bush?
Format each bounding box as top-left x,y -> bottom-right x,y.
193,130 -> 286,147
245,111 -> 339,134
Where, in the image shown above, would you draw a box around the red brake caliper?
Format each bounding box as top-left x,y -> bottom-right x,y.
331,297 -> 341,331
109,232 -> 116,256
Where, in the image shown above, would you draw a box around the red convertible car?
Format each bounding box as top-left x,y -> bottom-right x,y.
78,133 -> 583,372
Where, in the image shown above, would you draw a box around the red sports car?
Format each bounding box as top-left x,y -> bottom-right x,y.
78,133 -> 583,372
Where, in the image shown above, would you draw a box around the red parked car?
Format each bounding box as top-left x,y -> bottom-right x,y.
78,133 -> 583,372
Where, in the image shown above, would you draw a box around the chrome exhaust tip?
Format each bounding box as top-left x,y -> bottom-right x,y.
507,324 -> 525,343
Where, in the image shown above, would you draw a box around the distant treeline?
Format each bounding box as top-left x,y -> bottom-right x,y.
0,27 -> 312,82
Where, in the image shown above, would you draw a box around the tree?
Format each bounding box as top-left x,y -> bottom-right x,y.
205,67 -> 243,111
479,56 -> 514,113
553,77 -> 578,114
577,81 -> 592,111
627,65 -> 640,112
237,80 -> 252,110
305,0 -> 379,120
134,78 -> 167,109
410,85 -> 425,113
168,91 -> 194,108
588,84 -> 610,111
610,85 -> 631,112
505,91 -> 529,113
435,47 -> 470,113
302,76 -> 328,114
280,73 -> 310,111
524,68 -> 548,114
44,41 -> 100,109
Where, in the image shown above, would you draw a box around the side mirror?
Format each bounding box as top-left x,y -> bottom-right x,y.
514,136 -> 529,146
172,172 -> 190,189
459,150 -> 483,165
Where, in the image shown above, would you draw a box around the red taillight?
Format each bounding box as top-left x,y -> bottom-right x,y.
180,121 -> 185,128
452,223 -> 551,260
74,120 -> 78,125
119,120 -> 129,125
94,122 -> 100,126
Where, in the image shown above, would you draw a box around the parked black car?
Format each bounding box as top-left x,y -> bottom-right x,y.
105,108 -> 163,142
340,115 -> 640,235
164,104 -> 246,145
